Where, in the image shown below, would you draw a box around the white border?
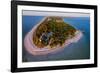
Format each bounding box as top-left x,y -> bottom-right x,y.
17,5 -> 94,68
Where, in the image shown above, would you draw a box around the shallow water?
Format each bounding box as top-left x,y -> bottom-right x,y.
22,16 -> 90,62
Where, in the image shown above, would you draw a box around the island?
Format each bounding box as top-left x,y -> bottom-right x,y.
24,16 -> 83,55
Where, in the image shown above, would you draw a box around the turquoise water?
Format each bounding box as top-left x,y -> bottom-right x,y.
22,16 -> 90,62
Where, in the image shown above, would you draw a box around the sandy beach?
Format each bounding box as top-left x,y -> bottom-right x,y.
24,17 -> 83,55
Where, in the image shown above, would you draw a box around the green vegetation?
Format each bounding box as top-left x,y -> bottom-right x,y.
33,17 -> 76,48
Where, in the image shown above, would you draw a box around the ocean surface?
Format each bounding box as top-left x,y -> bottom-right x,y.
22,16 -> 90,62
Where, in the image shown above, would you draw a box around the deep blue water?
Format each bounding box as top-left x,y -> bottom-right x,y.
22,16 -> 90,62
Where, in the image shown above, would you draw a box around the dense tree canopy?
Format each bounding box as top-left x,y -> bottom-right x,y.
33,17 -> 76,48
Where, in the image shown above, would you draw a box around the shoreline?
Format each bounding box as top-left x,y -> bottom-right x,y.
24,30 -> 83,56
24,18 -> 83,55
